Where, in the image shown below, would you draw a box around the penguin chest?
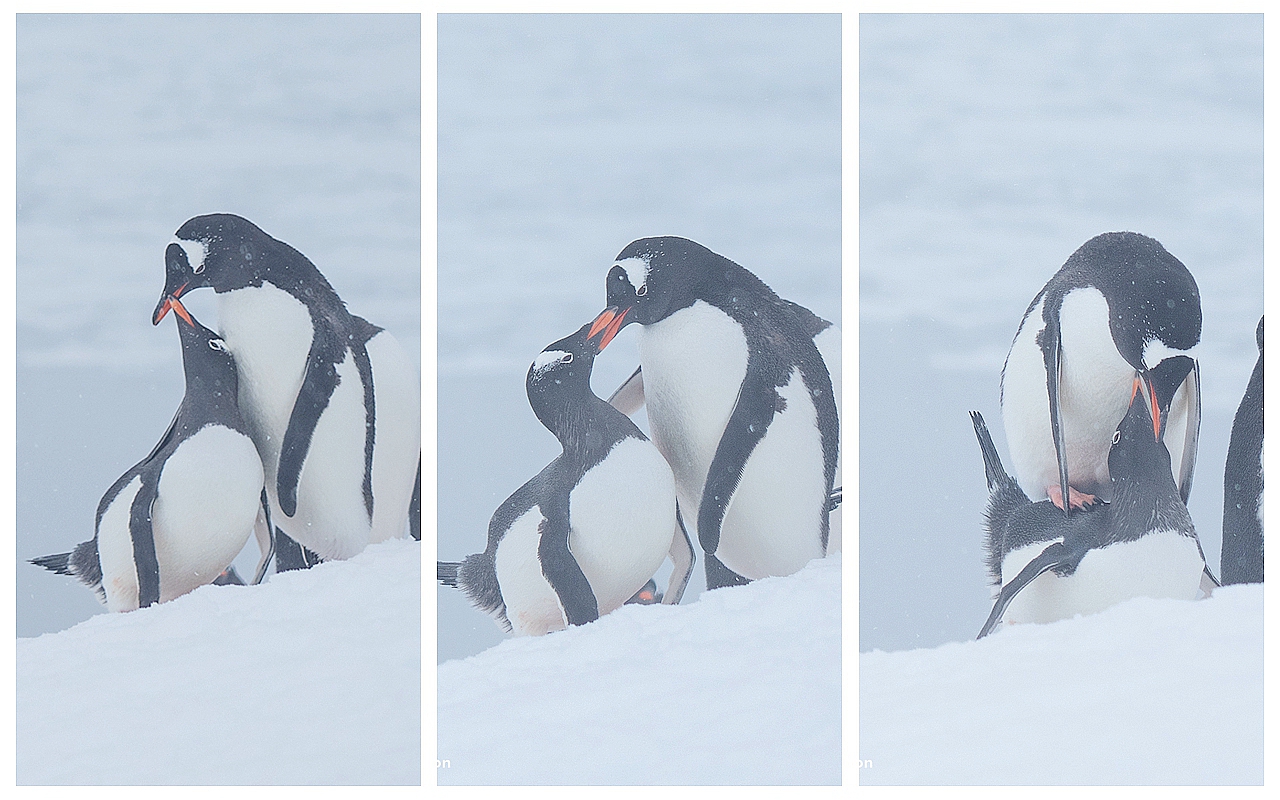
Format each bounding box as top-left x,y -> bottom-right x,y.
1003,289 -> 1133,501
493,507 -> 568,636
568,438 -> 676,615
217,284 -> 314,474
1000,531 -> 1205,626
638,300 -> 749,515
715,367 -> 828,580
151,425 -> 265,602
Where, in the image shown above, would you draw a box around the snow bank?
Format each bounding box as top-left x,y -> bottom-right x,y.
860,585 -> 1262,785
437,556 -> 841,785
18,539 -> 421,785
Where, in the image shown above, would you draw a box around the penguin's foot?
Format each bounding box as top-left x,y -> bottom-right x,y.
1046,485 -> 1097,511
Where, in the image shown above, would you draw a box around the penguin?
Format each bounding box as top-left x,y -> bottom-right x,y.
31,306 -> 268,611
971,388 -> 1214,639
151,214 -> 421,563
1001,232 -> 1201,516
437,323 -> 681,636
1222,316 -> 1264,585
588,237 -> 839,588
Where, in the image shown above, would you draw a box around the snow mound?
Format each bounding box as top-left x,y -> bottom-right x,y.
18,538 -> 421,785
437,556 -> 841,785
860,584 -> 1262,785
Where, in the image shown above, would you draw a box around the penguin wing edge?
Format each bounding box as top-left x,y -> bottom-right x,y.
277,340 -> 342,517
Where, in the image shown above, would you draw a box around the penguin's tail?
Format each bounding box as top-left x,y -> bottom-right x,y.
437,561 -> 462,587
30,552 -> 72,576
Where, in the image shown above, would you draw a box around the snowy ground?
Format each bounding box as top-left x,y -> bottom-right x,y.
859,14 -> 1263,654
18,539 -> 421,785
859,585 -> 1263,785
437,12 -> 841,664
438,556 -> 840,786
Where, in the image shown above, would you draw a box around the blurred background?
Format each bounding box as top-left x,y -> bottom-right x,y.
437,14 -> 841,662
859,14 -> 1262,654
16,14 -> 421,638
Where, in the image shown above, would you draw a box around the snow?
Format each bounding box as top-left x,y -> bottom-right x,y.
437,555 -> 840,786
18,539 -> 421,785
860,585 -> 1262,785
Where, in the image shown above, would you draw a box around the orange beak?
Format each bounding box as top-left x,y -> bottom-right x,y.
156,295 -> 195,327
1131,375 -> 1162,439
588,306 -> 631,351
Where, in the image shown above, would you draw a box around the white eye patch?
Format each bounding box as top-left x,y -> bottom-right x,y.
618,256 -> 649,294
1141,337 -> 1195,370
531,349 -> 572,377
173,238 -> 208,274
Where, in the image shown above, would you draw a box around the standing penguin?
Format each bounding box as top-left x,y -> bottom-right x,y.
151,214 -> 421,563
1222,316 -> 1264,585
1001,232 -> 1201,515
971,390 -> 1212,639
588,237 -> 839,588
438,323 -> 682,636
32,307 -> 267,611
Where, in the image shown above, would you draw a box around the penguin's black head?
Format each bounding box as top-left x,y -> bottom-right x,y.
172,304 -> 240,401
589,236 -> 727,349
1108,383 -> 1173,492
526,323 -> 604,423
152,214 -> 326,325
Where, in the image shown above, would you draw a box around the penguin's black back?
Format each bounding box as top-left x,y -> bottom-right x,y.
1222,316 -> 1264,584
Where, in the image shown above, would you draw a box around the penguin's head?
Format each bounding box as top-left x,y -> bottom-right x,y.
171,303 -> 240,400
589,236 -> 726,349
1109,380 -> 1173,489
153,214 -> 325,325
524,321 -> 604,427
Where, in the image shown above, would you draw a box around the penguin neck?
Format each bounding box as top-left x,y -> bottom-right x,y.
537,392 -> 623,468
1108,468 -> 1191,542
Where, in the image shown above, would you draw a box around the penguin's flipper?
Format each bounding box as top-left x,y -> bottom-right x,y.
1176,360 -> 1202,505
410,456 -> 422,541
536,500 -> 599,626
663,507 -> 695,605
978,541 -> 1073,639
276,340 -> 342,518
128,479 -> 162,608
606,365 -> 645,417
1042,322 -> 1073,519
697,370 -> 776,556
251,490 -> 275,585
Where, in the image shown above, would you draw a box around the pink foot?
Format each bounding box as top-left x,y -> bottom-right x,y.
1046,484 -> 1096,511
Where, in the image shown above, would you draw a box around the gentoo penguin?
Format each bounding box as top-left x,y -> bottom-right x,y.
1001,232 -> 1201,515
589,237 -> 839,588
971,390 -> 1213,639
151,214 -> 421,562
1222,316 -> 1264,584
31,307 -> 267,611
437,323 -> 681,636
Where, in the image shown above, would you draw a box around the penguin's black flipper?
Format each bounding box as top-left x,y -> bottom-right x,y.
277,338 -> 343,518
1042,320 -> 1073,520
410,457 -> 422,541
1176,361 -> 1202,505
606,365 -> 645,417
536,499 -> 599,626
128,478 -> 162,608
697,370 -> 776,557
978,541 -> 1071,639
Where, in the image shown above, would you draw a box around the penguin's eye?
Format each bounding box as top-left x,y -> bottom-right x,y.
1112,430 -> 1122,445
637,284 -> 648,296
193,261 -> 205,275
560,353 -> 573,364
209,339 -> 226,352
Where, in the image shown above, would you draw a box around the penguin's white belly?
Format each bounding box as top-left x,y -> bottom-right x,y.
152,425 -> 264,602
495,508 -> 567,636
289,351 -> 373,560
217,284 -> 313,483
717,368 -> 827,580
1003,289 -> 1133,501
569,438 -> 676,614
639,300 -> 749,536
1001,531 -> 1204,626
366,330 -> 421,544
97,476 -> 145,612
814,323 -> 842,554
